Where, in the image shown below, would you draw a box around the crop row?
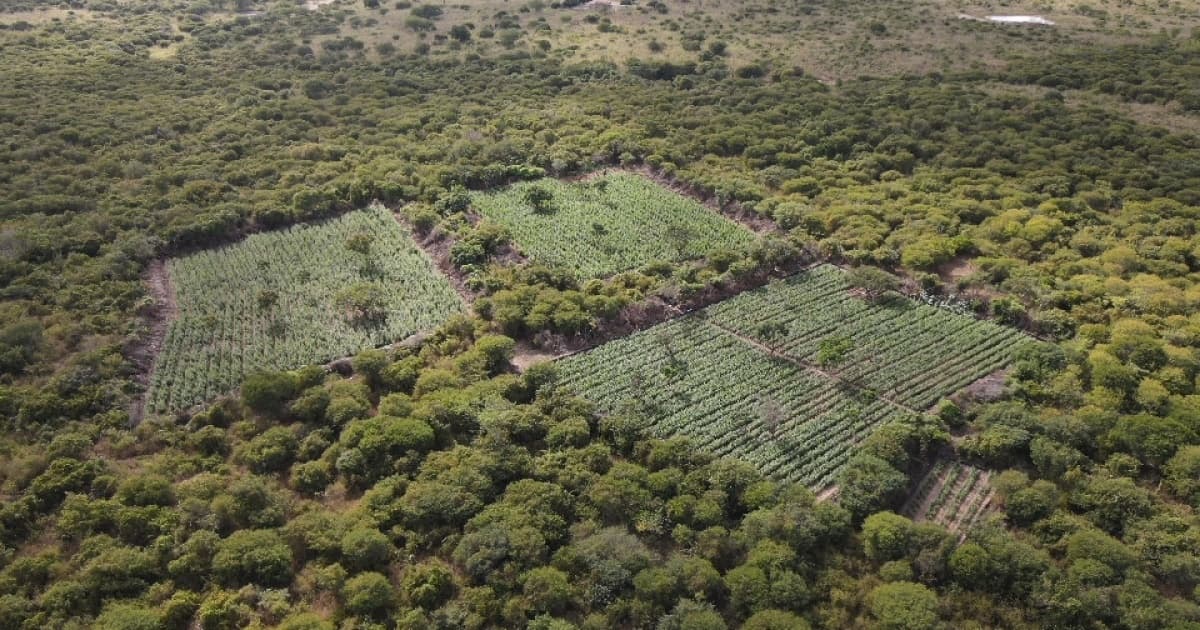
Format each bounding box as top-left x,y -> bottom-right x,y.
557,264 -> 1032,490
926,465 -> 969,521
903,460 -> 950,518
921,462 -> 991,529
955,479 -> 995,531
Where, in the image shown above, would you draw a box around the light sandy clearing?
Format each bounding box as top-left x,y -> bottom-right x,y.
958,13 -> 1056,25
988,15 -> 1055,24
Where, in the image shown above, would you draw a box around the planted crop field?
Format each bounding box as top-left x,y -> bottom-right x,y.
470,173 -> 757,278
903,461 -> 995,532
557,317 -> 912,488
146,206 -> 463,413
705,265 -> 1033,409
556,264 -> 1034,488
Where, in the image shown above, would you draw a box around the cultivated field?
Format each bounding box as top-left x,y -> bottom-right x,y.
705,265 -> 1032,409
903,461 -> 996,533
557,264 -> 1033,488
470,173 -> 756,278
146,206 -> 463,413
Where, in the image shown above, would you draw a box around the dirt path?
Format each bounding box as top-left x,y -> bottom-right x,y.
128,259 -> 179,425
817,485 -> 840,501
705,321 -> 926,417
390,211 -> 477,306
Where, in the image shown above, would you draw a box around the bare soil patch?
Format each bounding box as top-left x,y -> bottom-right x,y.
955,368 -> 1009,405
577,0 -> 629,8
817,485 -> 840,501
933,255 -> 1002,299
126,260 -> 178,425
511,342 -> 563,373
958,13 -> 1056,25
319,480 -> 362,512
391,213 -> 478,306
938,255 -> 978,284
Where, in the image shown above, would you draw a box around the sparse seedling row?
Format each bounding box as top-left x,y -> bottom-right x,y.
903,459 -> 948,516
926,464 -> 965,519
911,461 -> 995,531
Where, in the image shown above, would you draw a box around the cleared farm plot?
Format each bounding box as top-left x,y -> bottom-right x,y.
705,265 -> 1033,409
557,264 -> 1034,488
903,461 -> 996,532
147,206 -> 463,413
470,173 -> 757,278
557,317 -> 913,488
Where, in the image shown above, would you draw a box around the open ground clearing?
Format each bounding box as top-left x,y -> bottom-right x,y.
290,0 -> 1200,81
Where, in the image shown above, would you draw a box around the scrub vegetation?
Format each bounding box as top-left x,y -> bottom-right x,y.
2,0 -> 1200,628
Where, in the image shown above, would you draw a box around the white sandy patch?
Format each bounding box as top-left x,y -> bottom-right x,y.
988,15 -> 1055,24
958,13 -> 1056,25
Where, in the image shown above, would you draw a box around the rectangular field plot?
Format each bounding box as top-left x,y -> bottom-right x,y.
902,462 -> 995,533
147,206 -> 463,413
470,173 -> 756,278
557,317 -> 912,488
556,264 -> 1034,488
705,265 -> 1033,409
